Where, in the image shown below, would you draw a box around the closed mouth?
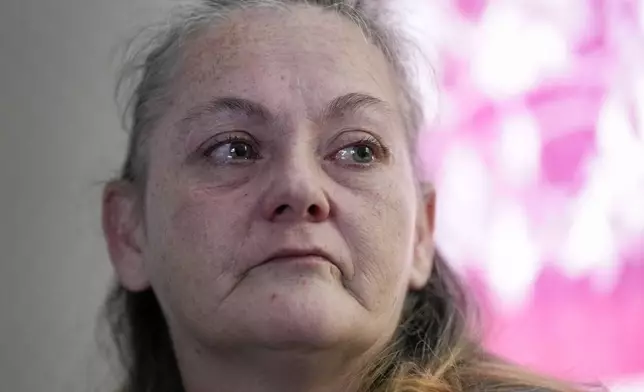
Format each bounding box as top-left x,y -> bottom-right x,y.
263,248 -> 337,269
267,250 -> 329,262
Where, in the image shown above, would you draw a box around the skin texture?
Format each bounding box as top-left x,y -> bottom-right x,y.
103,5 -> 436,392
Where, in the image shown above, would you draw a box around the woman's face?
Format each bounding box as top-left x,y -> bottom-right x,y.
106,5 -> 435,354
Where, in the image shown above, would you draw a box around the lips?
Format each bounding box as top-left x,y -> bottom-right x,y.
261,247 -> 340,272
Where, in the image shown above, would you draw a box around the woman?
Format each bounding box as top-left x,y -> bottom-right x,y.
101,1 -> 585,391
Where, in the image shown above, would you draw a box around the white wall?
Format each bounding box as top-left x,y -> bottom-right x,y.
0,1 -> 171,391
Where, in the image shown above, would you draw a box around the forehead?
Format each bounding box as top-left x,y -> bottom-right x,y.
168,5 -> 401,120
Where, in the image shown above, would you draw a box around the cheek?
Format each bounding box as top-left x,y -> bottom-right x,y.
343,180 -> 418,309
142,178 -> 253,321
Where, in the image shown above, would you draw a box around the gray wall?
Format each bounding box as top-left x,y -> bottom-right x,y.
0,1 -> 171,391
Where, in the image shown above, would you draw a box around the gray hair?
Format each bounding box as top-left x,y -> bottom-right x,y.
116,0 -> 425,186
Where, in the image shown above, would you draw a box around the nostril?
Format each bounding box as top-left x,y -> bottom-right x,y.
307,205 -> 320,217
275,204 -> 288,215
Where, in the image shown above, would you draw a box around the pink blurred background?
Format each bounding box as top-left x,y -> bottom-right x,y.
388,0 -> 644,390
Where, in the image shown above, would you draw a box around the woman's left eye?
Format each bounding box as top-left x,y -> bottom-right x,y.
335,144 -> 376,164
331,135 -> 388,166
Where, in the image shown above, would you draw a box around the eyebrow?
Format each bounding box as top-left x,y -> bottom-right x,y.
178,92 -> 391,128
320,92 -> 392,120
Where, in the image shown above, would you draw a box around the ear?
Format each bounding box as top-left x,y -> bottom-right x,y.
102,180 -> 150,292
409,182 -> 436,290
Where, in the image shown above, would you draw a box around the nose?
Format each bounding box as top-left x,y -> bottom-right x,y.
260,160 -> 331,223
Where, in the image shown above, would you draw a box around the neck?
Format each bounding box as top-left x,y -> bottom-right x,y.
173,337 -> 381,392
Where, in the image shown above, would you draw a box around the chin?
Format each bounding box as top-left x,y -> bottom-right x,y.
262,284 -> 357,347
226,275 -> 364,350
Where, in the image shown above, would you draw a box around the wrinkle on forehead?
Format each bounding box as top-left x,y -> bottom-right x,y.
172,4 -> 400,106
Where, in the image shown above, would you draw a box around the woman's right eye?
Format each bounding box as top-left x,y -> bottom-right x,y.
204,138 -> 261,164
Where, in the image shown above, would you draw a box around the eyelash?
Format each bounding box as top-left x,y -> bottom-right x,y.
199,132 -> 390,164
202,134 -> 261,159
329,135 -> 390,163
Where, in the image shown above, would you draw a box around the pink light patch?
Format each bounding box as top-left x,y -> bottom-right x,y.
455,0 -> 488,20
540,130 -> 596,193
397,0 -> 644,387
478,261 -> 644,382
